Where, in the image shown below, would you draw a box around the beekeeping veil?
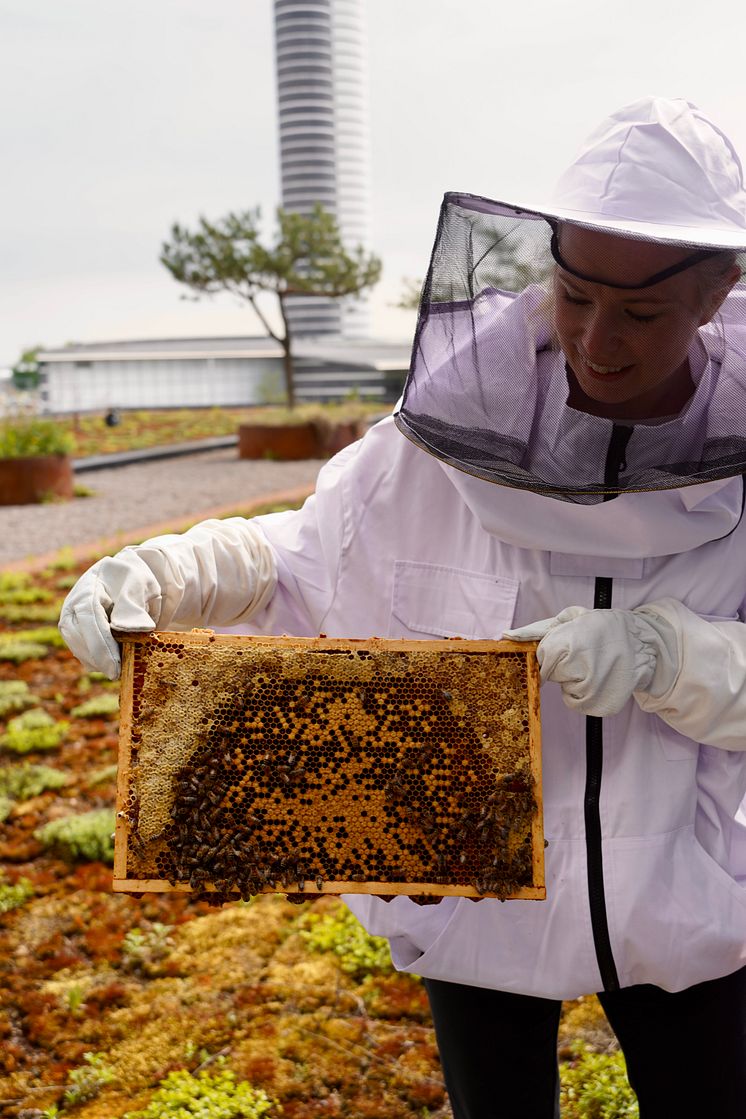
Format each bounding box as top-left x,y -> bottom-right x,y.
394,98 -> 746,503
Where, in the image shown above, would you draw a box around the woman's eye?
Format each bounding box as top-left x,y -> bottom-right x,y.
626,310 -> 659,323
562,291 -> 589,306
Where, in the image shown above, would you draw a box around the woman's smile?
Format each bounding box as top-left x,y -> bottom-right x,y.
576,349 -> 633,379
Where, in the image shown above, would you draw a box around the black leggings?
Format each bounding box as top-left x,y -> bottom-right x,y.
424,966 -> 746,1118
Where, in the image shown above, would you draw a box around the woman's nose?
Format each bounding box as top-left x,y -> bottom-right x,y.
581,309 -> 622,357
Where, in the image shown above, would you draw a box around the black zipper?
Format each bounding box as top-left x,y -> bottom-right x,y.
584,424 -> 632,993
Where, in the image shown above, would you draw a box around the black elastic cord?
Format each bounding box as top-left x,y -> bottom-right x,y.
550,229 -> 717,289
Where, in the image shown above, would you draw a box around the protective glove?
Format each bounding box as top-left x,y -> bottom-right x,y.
504,604 -> 678,717
632,599 -> 746,750
59,518 -> 277,680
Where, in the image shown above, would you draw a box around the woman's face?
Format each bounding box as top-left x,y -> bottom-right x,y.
552,226 -> 721,421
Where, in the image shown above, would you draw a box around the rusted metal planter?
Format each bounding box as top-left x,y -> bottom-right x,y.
238,423 -> 319,461
316,420 -> 364,456
0,454 -> 74,505
238,419 -> 364,461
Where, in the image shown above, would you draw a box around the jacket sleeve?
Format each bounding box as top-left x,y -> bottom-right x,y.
241,438 -> 358,637
634,598 -> 746,751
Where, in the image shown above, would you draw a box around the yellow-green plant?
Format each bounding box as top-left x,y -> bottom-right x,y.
0,417 -> 73,458
0,872 -> 34,914
299,903 -> 393,979
0,586 -> 53,606
123,1065 -> 278,1119
0,709 -> 69,753
0,394 -> 73,458
61,1052 -> 115,1107
71,693 -> 119,719
0,761 -> 68,799
35,808 -> 116,864
0,602 -> 62,624
45,546 -> 77,572
0,625 -> 66,649
0,641 -> 49,664
0,680 -> 37,718
122,923 -> 175,973
0,572 -> 53,605
560,1046 -> 639,1118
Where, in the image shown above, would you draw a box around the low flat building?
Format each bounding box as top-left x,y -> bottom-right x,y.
37,335 -> 410,414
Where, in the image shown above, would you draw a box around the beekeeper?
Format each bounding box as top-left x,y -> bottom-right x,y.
60,97 -> 746,1117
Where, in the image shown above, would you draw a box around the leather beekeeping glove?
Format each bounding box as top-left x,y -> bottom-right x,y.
504,604 -> 678,717
632,598 -> 746,750
59,518 -> 277,680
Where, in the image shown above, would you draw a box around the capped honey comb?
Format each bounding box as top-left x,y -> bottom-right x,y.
114,631 -> 544,902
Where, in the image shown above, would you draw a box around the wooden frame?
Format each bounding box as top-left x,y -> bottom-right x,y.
114,631 -> 544,901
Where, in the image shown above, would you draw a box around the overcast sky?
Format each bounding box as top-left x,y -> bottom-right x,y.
2,0 -> 746,367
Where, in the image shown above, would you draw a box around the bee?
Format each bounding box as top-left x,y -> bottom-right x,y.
420,813 -> 438,837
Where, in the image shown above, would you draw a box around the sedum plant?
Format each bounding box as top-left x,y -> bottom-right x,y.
0,602 -> 62,624
0,641 -> 49,664
0,625 -> 66,649
35,808 -> 116,863
299,903 -> 393,979
71,693 -> 120,719
122,923 -> 175,973
0,572 -> 54,606
0,872 -> 34,914
62,1052 -> 115,1107
560,1046 -> 639,1118
0,760 -> 68,800
0,709 -> 69,753
0,680 -> 37,719
123,1065 -> 278,1119
0,392 -> 73,459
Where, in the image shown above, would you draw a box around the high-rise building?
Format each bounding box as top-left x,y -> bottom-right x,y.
273,0 -> 372,339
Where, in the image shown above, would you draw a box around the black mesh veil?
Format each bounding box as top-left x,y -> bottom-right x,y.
394,193 -> 746,504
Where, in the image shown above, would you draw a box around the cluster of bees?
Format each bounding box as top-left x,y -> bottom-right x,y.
120,637 -> 539,904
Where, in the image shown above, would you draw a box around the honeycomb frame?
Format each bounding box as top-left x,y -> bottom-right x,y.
114,630 -> 544,902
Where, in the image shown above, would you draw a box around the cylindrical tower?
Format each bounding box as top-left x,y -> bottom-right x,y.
273,0 -> 372,339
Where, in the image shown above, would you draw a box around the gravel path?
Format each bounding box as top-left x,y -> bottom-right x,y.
0,449 -> 323,565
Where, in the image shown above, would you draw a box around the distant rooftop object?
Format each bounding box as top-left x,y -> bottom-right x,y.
274,0 -> 372,340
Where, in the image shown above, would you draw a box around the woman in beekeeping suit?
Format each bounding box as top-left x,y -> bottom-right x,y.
61,97 -> 746,1116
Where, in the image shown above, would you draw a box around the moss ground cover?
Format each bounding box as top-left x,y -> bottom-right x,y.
0,550 -> 621,1119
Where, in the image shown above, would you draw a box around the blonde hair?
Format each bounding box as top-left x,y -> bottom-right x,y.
693,250 -> 742,305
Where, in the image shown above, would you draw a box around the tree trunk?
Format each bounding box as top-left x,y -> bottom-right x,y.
277,296 -> 296,410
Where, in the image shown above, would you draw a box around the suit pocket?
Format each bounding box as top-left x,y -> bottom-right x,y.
390,561 -> 519,639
